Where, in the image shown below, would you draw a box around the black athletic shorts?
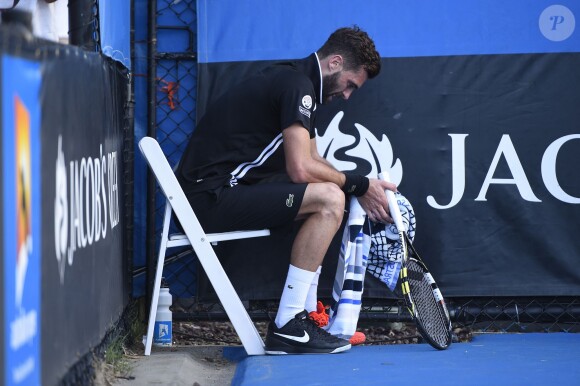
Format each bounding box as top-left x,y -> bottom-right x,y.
186,182 -> 308,233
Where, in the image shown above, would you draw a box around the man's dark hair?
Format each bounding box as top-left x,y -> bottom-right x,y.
317,26 -> 381,79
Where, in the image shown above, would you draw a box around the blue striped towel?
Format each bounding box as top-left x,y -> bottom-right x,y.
325,194 -> 415,339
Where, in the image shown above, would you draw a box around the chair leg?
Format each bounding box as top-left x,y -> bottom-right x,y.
180,221 -> 266,355
144,203 -> 173,356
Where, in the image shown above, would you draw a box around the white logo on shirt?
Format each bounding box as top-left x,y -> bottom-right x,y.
302,95 -> 312,109
299,106 -> 311,118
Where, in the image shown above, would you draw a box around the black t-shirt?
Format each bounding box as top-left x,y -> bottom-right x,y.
177,53 -> 323,194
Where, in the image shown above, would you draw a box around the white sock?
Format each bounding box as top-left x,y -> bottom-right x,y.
275,264 -> 316,328
305,266 -> 322,313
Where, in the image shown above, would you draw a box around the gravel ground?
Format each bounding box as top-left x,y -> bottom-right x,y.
172,319 -> 473,347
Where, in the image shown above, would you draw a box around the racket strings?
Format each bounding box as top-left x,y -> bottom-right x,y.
406,259 -> 450,347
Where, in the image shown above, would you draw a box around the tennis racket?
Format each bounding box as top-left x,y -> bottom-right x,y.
379,172 -> 452,350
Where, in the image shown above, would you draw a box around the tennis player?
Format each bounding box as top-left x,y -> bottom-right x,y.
176,26 -> 396,354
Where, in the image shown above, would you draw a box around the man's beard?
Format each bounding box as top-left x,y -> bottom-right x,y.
322,72 -> 341,103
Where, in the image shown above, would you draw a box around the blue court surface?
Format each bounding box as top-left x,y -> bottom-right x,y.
225,333 -> 580,385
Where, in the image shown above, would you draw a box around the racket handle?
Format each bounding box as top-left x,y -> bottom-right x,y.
378,172 -> 405,231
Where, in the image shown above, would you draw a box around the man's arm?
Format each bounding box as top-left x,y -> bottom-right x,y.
310,138 -> 336,168
283,123 -> 346,185
283,124 -> 396,223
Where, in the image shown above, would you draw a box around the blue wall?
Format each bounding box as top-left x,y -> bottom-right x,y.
198,0 -> 579,62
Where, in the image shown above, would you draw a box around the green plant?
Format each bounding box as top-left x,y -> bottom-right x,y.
104,333 -> 133,377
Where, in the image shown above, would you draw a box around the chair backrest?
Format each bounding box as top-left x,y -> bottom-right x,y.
138,136 -> 265,355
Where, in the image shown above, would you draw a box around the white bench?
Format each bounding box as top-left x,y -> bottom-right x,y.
138,137 -> 269,356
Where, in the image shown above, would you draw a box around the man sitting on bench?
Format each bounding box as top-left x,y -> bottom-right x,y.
176,26 -> 396,355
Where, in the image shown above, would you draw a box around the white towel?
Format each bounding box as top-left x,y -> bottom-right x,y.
367,192 -> 416,292
326,193 -> 415,339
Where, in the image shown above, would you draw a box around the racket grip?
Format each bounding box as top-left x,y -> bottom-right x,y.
378,172 -> 405,232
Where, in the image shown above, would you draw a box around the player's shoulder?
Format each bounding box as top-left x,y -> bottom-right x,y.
270,68 -> 314,96
267,62 -> 311,87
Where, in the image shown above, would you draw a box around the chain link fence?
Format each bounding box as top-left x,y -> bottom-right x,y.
146,0 -> 580,334
148,0 -> 199,304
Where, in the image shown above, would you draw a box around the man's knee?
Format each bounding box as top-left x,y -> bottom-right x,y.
315,182 -> 345,223
299,182 -> 345,223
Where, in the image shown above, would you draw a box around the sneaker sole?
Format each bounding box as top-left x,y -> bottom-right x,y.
265,343 -> 351,355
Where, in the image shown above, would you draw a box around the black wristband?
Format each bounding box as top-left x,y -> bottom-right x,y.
342,174 -> 370,197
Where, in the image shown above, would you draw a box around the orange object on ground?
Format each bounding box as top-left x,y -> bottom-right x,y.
349,331 -> 366,346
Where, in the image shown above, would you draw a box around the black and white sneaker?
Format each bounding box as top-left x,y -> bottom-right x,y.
265,310 -> 351,354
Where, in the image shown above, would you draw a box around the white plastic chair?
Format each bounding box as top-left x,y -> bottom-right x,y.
139,136 -> 269,356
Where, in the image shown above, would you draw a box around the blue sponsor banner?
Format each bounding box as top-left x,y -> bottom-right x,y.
2,55 -> 41,386
198,0 -> 580,62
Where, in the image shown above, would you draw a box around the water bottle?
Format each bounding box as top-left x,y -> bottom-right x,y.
153,281 -> 172,346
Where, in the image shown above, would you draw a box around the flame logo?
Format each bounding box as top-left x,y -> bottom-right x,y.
315,111 -> 403,185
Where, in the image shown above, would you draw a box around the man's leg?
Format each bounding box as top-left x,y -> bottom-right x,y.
186,181 -> 350,352
292,182 -> 345,270
275,182 -> 344,327
267,182 -> 351,354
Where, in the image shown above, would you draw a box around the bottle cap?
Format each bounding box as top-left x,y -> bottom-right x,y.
1,9 -> 32,32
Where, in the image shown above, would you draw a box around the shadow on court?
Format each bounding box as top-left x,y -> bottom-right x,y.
227,333 -> 580,385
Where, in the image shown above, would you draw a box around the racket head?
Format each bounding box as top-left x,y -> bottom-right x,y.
400,235 -> 452,350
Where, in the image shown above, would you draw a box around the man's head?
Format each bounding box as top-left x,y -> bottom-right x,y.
317,26 -> 381,103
